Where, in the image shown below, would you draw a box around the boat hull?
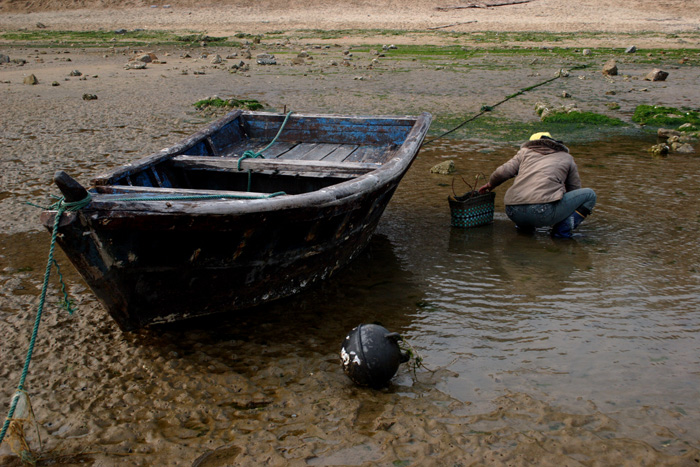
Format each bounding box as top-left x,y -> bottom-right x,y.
41,111 -> 432,330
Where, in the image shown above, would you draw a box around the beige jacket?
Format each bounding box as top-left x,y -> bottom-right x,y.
489,139 -> 581,205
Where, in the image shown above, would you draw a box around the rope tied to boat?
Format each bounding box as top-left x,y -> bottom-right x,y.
421,64 -> 589,146
238,110 -> 294,192
1,193 -> 92,448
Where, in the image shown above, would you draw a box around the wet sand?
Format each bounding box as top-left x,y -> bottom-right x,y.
2,2 -> 700,466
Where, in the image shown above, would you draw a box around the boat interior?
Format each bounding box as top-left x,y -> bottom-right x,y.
91,113 -> 416,197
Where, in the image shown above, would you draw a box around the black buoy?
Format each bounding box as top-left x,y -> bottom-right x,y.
340,324 -> 409,388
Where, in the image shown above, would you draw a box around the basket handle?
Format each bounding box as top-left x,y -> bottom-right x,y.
451,173 -> 488,198
451,175 -> 474,198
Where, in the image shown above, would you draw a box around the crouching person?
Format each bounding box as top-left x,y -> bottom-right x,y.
478,132 -> 596,238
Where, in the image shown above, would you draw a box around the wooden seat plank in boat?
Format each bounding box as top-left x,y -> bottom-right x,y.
171,155 -> 381,178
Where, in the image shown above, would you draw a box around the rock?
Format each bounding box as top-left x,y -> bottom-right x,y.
679,123 -> 696,131
51,81 -> 59,86
210,54 -> 222,64
82,94 -> 98,101
114,28 -> 127,34
649,144 -> 669,157
0,54 -> 9,64
225,53 -> 238,59
36,22 -> 47,29
297,51 -> 309,58
562,91 -> 571,98
582,49 -> 591,56
675,143 -> 695,154
658,128 -> 681,138
602,59 -> 618,76
23,74 -> 38,85
256,58 -> 277,65
137,54 -> 152,63
242,50 -> 252,59
644,68 -> 668,81
124,61 -> 147,70
430,160 -> 455,175
69,69 -> 82,76
625,46 -> 637,53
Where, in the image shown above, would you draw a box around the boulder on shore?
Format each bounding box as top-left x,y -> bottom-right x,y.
602,59 -> 618,76
430,160 -> 455,175
644,68 -> 668,81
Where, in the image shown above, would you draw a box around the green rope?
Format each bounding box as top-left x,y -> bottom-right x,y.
238,110 -> 294,192
422,64 -> 588,146
2,186 -> 291,448
0,194 -> 91,447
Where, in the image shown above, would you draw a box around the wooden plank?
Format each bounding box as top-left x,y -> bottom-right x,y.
275,143 -> 320,160
171,155 -> 381,175
259,141 -> 299,159
363,144 -> 398,164
298,143 -> 345,161
221,140 -> 298,159
321,144 -> 358,162
94,185 -> 275,198
344,145 -> 390,163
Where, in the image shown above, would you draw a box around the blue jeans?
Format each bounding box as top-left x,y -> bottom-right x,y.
505,188 -> 597,229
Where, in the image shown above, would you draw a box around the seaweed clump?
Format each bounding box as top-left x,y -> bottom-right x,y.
632,104 -> 700,129
194,97 -> 264,112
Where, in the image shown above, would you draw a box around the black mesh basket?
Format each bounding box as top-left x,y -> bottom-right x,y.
448,191 -> 495,228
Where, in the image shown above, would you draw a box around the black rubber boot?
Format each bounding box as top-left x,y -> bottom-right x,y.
552,209 -> 587,238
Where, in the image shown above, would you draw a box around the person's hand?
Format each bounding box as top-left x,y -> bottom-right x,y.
478,182 -> 492,194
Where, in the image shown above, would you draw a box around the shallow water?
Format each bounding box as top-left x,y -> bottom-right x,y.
1,133 -> 699,465
384,136 -> 700,448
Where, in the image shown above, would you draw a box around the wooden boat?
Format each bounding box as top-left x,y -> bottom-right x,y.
41,110 -> 432,331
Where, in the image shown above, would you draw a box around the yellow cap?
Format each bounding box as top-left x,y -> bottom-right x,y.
529,132 -> 552,141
